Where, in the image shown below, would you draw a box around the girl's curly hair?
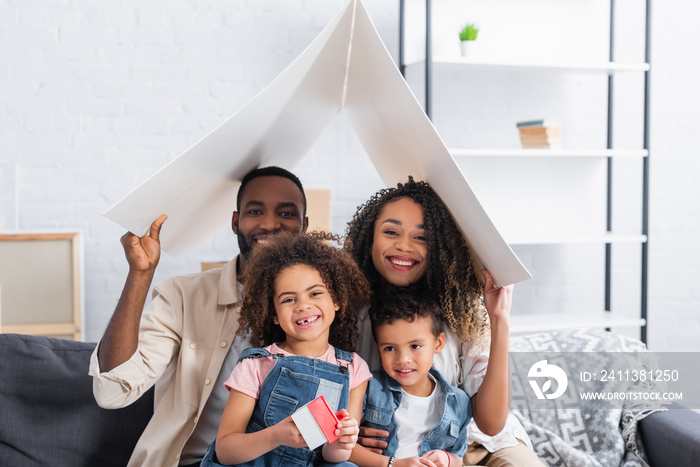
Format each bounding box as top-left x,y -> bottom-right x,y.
238,231 -> 371,352
344,176 -> 487,342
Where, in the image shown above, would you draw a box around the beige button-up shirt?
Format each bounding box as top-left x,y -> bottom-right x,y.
89,257 -> 242,467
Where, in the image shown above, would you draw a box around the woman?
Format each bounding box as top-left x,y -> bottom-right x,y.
345,177 -> 543,466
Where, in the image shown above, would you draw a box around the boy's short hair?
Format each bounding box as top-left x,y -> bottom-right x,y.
369,285 -> 444,341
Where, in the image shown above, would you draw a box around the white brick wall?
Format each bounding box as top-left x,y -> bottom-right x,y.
0,0 -> 698,350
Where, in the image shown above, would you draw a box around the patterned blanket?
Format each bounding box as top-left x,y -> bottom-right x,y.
509,329 -> 666,467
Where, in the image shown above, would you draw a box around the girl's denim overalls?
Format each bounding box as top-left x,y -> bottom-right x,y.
201,346 -> 352,466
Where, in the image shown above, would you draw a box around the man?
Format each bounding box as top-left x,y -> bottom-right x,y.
89,166 -> 308,467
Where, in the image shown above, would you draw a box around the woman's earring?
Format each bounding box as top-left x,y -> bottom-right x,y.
273,317 -> 279,325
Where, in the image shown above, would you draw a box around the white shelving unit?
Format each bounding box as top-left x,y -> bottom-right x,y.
398,0 -> 651,340
450,148 -> 648,158
510,312 -> 647,335
505,233 -> 647,247
407,57 -> 650,75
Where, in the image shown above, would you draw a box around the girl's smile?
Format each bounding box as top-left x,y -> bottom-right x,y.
294,314 -> 320,328
273,264 -> 339,357
371,197 -> 428,287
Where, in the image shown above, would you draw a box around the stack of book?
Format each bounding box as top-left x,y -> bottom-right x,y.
516,119 -> 562,149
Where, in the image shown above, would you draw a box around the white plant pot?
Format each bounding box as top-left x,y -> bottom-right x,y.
460,40 -> 475,57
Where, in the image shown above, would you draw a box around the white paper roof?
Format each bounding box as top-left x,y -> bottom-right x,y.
104,0 -> 531,286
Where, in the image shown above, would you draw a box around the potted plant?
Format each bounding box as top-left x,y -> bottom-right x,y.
458,23 -> 479,57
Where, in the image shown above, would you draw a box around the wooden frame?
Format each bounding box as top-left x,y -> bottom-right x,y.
0,232 -> 82,340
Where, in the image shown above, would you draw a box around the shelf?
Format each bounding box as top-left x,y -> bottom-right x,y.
511,312 -> 646,335
451,148 -> 648,158
400,0 -> 650,342
505,233 -> 647,246
406,57 -> 650,75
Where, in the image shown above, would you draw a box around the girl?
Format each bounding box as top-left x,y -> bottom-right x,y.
345,177 -> 543,466
201,232 -> 372,466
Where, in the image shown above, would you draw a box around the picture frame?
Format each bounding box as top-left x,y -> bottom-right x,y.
0,232 -> 82,340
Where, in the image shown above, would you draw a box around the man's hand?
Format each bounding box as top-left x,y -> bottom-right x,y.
358,421 -> 389,454
121,214 -> 167,272
97,215 -> 168,372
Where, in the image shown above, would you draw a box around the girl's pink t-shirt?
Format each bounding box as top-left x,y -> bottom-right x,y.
224,343 -> 372,400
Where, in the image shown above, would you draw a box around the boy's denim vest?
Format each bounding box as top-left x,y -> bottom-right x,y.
362,368 -> 472,458
201,346 -> 352,467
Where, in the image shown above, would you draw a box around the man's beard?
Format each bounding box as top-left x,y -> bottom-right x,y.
237,231 -> 253,260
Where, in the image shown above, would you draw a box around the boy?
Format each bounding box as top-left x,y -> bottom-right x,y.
350,286 -> 472,467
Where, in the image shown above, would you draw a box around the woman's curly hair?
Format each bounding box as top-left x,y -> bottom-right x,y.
344,176 -> 487,342
238,231 -> 371,352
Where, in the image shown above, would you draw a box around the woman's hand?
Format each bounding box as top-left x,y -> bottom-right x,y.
471,269 -> 512,436
331,410 -> 359,450
481,269 -> 513,324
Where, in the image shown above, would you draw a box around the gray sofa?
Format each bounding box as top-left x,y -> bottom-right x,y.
0,332 -> 698,467
0,333 -> 153,467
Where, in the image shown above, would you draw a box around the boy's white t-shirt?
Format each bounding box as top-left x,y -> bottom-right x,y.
394,374 -> 445,458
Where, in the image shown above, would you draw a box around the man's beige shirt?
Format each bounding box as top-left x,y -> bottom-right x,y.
89,257 -> 242,467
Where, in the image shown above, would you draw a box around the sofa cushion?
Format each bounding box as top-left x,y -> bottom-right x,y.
638,403 -> 700,467
509,329 -> 665,467
0,333 -> 153,467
